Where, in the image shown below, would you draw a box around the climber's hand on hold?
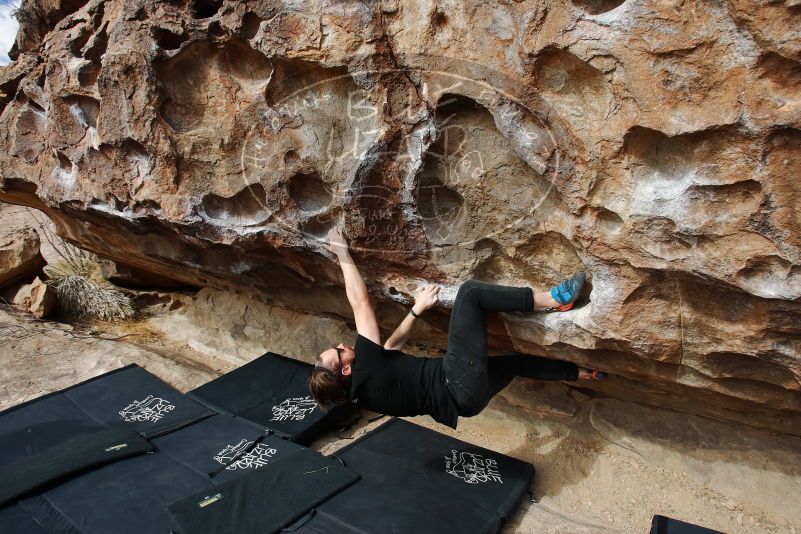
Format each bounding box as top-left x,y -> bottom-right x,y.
413,284 -> 439,314
326,226 -> 350,260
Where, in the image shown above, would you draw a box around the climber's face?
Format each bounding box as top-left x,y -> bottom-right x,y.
317,342 -> 355,376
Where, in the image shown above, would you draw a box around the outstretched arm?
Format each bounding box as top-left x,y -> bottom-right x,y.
384,285 -> 439,351
326,226 -> 381,345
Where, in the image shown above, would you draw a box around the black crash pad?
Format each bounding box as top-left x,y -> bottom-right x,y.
0,365 -> 211,516
0,365 -> 213,448
1,394 -> 103,465
0,503 -> 80,534
167,447 -> 360,534
651,515 -> 724,534
13,415 -> 305,534
62,365 -> 214,437
189,352 -> 349,444
293,418 -> 535,534
0,428 -> 152,507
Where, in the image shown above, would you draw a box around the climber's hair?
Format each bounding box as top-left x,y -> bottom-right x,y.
307,362 -> 351,410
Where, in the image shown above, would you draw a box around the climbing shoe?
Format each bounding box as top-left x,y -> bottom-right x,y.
548,272 -> 586,311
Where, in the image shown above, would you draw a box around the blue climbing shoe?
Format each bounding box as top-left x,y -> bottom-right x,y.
549,272 -> 586,311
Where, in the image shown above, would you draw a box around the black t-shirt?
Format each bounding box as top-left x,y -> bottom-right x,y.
349,334 -> 459,428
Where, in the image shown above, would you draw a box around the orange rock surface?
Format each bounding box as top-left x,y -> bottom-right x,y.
1,0 -> 799,434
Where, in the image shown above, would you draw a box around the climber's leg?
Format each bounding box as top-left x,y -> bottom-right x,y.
484,355 -> 608,400
485,353 -> 579,398
443,280 -> 535,416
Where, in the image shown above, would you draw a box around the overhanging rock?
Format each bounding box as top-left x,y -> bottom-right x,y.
0,0 -> 799,435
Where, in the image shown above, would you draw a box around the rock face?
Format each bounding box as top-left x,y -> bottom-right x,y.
98,258 -> 190,289
12,275 -> 56,318
0,1 -> 799,434
0,226 -> 46,287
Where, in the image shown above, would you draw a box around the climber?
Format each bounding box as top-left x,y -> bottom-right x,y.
308,226 -> 606,428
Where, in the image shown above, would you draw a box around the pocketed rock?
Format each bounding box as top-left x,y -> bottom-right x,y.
0,0 -> 800,436
0,227 -> 46,288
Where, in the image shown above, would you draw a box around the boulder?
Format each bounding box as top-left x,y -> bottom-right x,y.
28,276 -> 56,318
0,227 -> 46,288
98,258 -> 194,289
11,280 -> 34,308
0,0 -> 799,435
12,276 -> 56,318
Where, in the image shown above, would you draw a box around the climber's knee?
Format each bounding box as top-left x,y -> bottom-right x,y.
457,279 -> 481,298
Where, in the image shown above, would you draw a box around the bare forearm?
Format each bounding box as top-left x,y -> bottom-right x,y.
326,226 -> 381,343
384,312 -> 418,351
337,252 -> 370,306
385,284 -> 438,350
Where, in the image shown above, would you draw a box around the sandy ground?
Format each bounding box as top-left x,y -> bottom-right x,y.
2,201 -> 801,533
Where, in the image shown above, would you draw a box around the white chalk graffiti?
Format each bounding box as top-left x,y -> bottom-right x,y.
270,396 -> 317,422
119,395 -> 175,423
214,439 -> 277,471
445,450 -> 503,485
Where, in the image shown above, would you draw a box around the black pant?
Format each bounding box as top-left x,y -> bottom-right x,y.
443,280 -> 579,417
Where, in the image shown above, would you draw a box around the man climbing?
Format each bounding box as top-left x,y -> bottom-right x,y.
308,226 -> 605,427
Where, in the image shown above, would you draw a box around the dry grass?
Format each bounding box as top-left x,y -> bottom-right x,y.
10,0 -> 43,28
49,273 -> 135,320
94,317 -> 166,344
29,210 -> 135,321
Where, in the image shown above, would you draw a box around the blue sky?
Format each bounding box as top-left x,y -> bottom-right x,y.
0,0 -> 21,66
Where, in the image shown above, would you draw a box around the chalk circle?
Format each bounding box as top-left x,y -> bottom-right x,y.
238,56 -> 561,255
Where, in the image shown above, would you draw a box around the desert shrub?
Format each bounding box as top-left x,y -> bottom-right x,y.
46,266 -> 135,320
30,210 -> 135,321
45,251 -> 135,320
